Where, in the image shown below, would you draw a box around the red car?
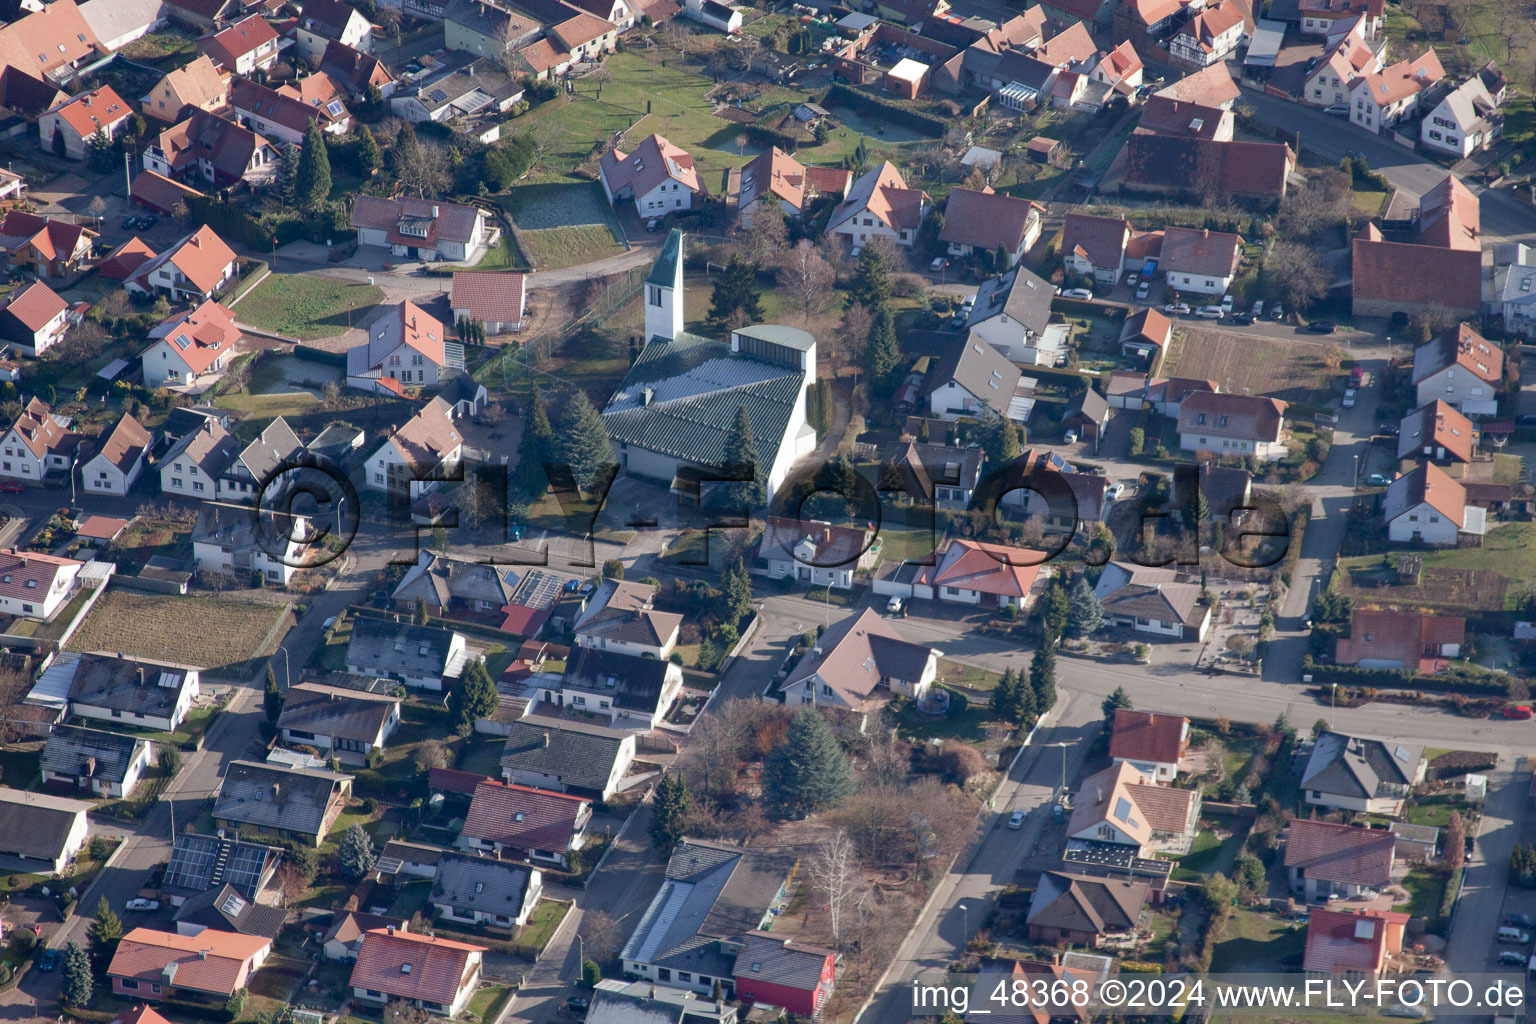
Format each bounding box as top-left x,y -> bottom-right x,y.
0,481 -> 23,494
1504,705 -> 1533,720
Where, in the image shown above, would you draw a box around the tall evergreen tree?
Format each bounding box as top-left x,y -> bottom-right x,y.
554,392 -> 612,493
448,657 -> 498,734
61,942 -> 92,1008
1065,575 -> 1104,638
515,387 -> 554,498
719,404 -> 765,510
978,408 -> 1021,467
356,124 -> 382,175
1009,669 -> 1038,725
990,668 -> 1016,722
722,559 -> 753,627
1030,635 -> 1057,714
865,304 -> 901,395
1042,579 -> 1069,640
1101,686 -> 1133,721
648,773 -> 691,849
276,143 -> 302,205
88,897 -> 123,965
708,255 -> 764,326
763,708 -> 853,819
297,120 -> 333,211
264,664 -> 281,722
849,243 -> 891,310
414,596 -> 429,625
338,823 -> 377,878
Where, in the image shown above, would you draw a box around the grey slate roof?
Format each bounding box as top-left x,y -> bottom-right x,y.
163,418 -> 239,479
924,335 -> 1022,418
561,647 -> 672,715
430,851 -> 538,918
602,332 -> 806,482
345,617 -> 466,681
499,717 -> 630,794
0,787 -> 91,862
733,931 -> 833,990
61,653 -> 196,719
392,553 -> 521,608
278,683 -> 399,744
1064,387 -> 1108,424
647,229 -> 683,288
1026,870 -> 1148,935
588,979 -> 738,1024
880,440 -> 985,496
172,882 -> 287,939
40,725 -> 147,786
213,760 -> 351,839
230,417 -> 302,485
1302,731 -> 1422,800
968,264 -> 1054,337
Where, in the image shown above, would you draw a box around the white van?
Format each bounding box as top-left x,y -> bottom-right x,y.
1498,926 -> 1530,943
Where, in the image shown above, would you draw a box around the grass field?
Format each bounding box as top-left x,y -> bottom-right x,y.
1395,867 -> 1450,918
518,899 -> 570,956
1161,328 -> 1334,404
1210,909 -> 1306,973
520,224 -> 628,270
236,274 -> 384,340
213,390 -> 320,418
502,182 -> 625,271
66,591 -> 289,673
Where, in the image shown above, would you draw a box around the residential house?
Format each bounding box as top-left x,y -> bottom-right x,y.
392,551 -> 520,616
159,417 -> 239,498
212,759 -> 353,846
1382,462 -> 1484,545
0,211 -> 95,280
346,300 -> 457,392
1304,907 -> 1409,974
1026,871 -> 1150,947
498,716 -> 637,800
229,76 -> 349,145
1062,387 -> 1110,442
1353,174 -> 1482,319
387,62 -> 524,122
732,147 -> 851,229
1171,462 -> 1254,523
778,607 -> 940,713
879,440 -> 985,509
1109,709 -> 1190,783
459,779 -> 590,869
344,616 -> 469,691
0,66 -> 68,125
323,912 -> 407,961
142,54 -> 228,121
78,0 -> 167,52
1334,609 -> 1465,672
963,263 -> 1060,364
1106,372 -> 1218,413
1302,731 -> 1425,815
39,86 -> 130,160
1121,135 -> 1293,210
1119,308 -> 1171,364
1061,212 -> 1132,286
1397,400 -> 1474,463
603,320 -> 817,506
197,14 -> 279,74
442,0 -> 540,57
0,1 -> 103,82
1093,561 -> 1212,641
1161,226 -> 1244,296
350,928 -> 485,1018
429,852 -> 543,928
537,647 -> 684,729
0,398 -> 81,481
144,112 -> 278,188
1113,0 -> 1183,54
190,504 -> 312,586
825,161 -> 930,249
1303,24 -> 1383,107
319,40 -> 394,99
588,981 -> 739,1024
277,683 -> 401,765
565,0 -> 634,30
172,884 -> 287,940
547,10 -> 617,59
755,517 -> 878,591
1349,49 -> 1444,132
161,832 -> 282,906
1067,762 -> 1202,855
98,237 -> 157,283
142,299 -> 240,387
165,0 -> 235,30
1178,391 -> 1289,462
900,538 -> 1045,608
0,548 -> 82,620
363,398 -> 464,496
39,652 -> 198,731
0,280 -> 67,356
938,187 -> 1042,267
126,226 -> 239,304
732,932 -> 836,1018
680,0 -> 741,33
977,50 -> 1058,111
108,928 -> 271,1002
81,413 -> 151,495
1298,0 -> 1382,36
573,578 -> 681,658
996,449 -> 1110,531
41,724 -> 152,798
599,132 -> 705,216
294,0 -> 372,59
0,787 -> 90,872
1284,819 -> 1396,900
1411,323 -> 1501,415
1153,61 -> 1242,108
621,838 -> 798,999
351,195 -> 492,263
450,271 -> 526,334
922,333 -> 1025,420
1169,1 -> 1248,66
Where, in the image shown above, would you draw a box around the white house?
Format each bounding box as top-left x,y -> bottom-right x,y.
1177,392 -> 1289,461
1066,762 -> 1201,856
159,418 -> 239,499
350,195 -> 493,264
39,86 -> 132,161
81,414 -> 151,496
0,549 -> 82,620
681,0 -> 741,33
346,300 -> 455,393
294,0 -> 373,60
963,264 -> 1062,364
1382,462 -> 1484,546
572,578 -> 681,658
1161,226 -> 1243,296
0,281 -> 67,356
1421,75 -> 1501,157
534,648 -> 685,730
364,398 -> 463,497
1488,245 -> 1536,337
278,683 -> 401,766
1060,212 -> 1131,286
937,187 -> 1042,268
499,717 -> 637,802
1302,731 -> 1424,816
1302,22 -> 1381,107
755,517 -> 878,591
824,161 -> 929,249
41,725 -> 153,798
126,226 -> 239,304
1093,561 -> 1212,642
923,336 -> 1027,423
1411,323 -> 1502,415
598,132 -> 706,215
192,505 -> 313,586
197,15 -> 280,75
345,617 -> 469,692
349,928 -> 486,1019
0,398 -> 81,482
1350,50 -> 1444,132
1169,1 -> 1247,67
140,300 -> 240,386
778,607 -> 940,713
0,787 -> 90,873
1109,709 -> 1190,783
430,854 -> 542,929
41,651 -> 201,733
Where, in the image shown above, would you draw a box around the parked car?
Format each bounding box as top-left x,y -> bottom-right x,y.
1065,288 -> 1093,300
1063,429 -> 1079,444
1342,389 -> 1357,407
1195,306 -> 1223,318
1499,951 -> 1527,965
1507,913 -> 1535,928
1504,705 -> 1534,720
140,215 -> 158,229
1270,302 -> 1284,320
1349,366 -> 1365,387
1164,302 -> 1191,315
1229,312 -> 1256,325
567,997 -> 591,1013
37,949 -> 57,972
1324,104 -> 1350,116
1367,473 -> 1391,486
1135,282 -> 1150,300
1106,482 -> 1126,500
1007,810 -> 1026,829
886,595 -> 904,614
125,898 -> 159,911
1221,294 -> 1234,313
645,218 -> 660,232
1124,272 -> 1139,286
1305,320 -> 1337,334
1251,299 -> 1265,316
0,481 -> 24,494
121,215 -> 139,230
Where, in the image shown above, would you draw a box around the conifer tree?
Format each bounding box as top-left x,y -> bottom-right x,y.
448,657 -> 498,734
1030,634 -> 1057,714
763,709 -> 853,819
708,255 -> 764,326
554,392 -> 612,493
514,387 -> 554,498
1066,575 -> 1105,638
297,120 -> 332,211
719,405 -> 765,510
648,773 -> 691,849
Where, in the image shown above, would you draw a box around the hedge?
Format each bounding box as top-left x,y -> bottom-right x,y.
741,122 -> 802,153
1302,657 -> 1511,695
1053,297 -> 1130,322
1435,866 -> 1462,932
823,83 -> 947,137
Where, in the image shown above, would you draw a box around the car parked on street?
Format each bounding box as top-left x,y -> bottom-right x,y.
1164,303 -> 1191,315
1342,389 -> 1357,407
1367,473 -> 1391,486
1508,913 -> 1535,928
1136,282 -> 1150,300
1008,810 -> 1026,829
1195,306 -> 1223,318
37,949 -> 57,972
1305,320 -> 1337,334
1270,302 -> 1284,320
125,898 -> 160,911
1229,313 -> 1255,325
0,481 -> 24,494
1504,705 -> 1533,720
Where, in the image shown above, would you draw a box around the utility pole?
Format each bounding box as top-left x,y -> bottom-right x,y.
122,150 -> 131,201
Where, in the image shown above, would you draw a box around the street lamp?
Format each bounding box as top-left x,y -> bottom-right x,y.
68,449 -> 79,504
1046,741 -> 1071,796
277,645 -> 291,689
1331,681 -> 1337,709
824,580 -> 834,628
1352,453 -> 1360,493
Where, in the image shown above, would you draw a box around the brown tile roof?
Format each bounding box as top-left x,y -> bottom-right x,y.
827,161 -> 928,234
153,111 -> 272,183
90,413 -> 151,475
129,169 -> 205,214
1109,709 -> 1188,765
549,10 -> 613,48
938,187 -> 1040,254
153,299 -> 239,375
1283,819 -> 1395,886
451,271 -> 526,324
349,928 -> 484,1007
51,85 -> 129,138
277,70 -> 346,108
1060,212 -> 1130,270
160,226 -> 237,295
1383,462 -> 1466,527
350,195 -> 483,249
1027,871 -> 1149,936
1,280 -> 65,332
1035,21 -> 1095,64
0,211 -> 95,262
1122,0 -> 1179,27
779,607 -> 936,710
108,927 -> 270,997
462,778 -> 589,852
0,548 -> 79,602
1125,135 -> 1292,198
1415,173 -> 1479,250
200,14 -> 277,66
915,538 -> 1044,598
7,397 -> 79,459
1161,225 -> 1244,279
738,146 -> 806,211
1350,48 -> 1443,109
1177,391 -> 1286,443
803,164 -> 852,199
1120,307 -> 1171,348
111,1005 -> 176,1024
387,399 -> 462,476
600,132 -> 704,201
323,911 -> 407,949
0,1 -> 101,79
1137,95 -> 1227,139
149,54 -> 229,119
1175,0 -> 1244,50
319,39 -> 394,94
1411,323 -> 1501,385
1352,234 -> 1481,312
1397,400 -> 1473,462
1334,609 -> 1465,671
1304,907 -> 1407,974
574,578 -> 681,648
1153,63 -> 1240,106
231,76 -> 347,135
1068,762 -> 1197,842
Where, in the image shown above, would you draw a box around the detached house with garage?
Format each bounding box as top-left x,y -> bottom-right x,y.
1109,709 -> 1190,783
756,517 -> 878,591
364,398 -> 463,496
41,724 -> 152,798
350,928 -> 485,1019
879,440 -> 984,509
498,717 -> 637,801
1302,731 -> 1425,815
938,186 -> 1042,267
1412,323 -> 1502,415
1161,226 -> 1243,297
1026,871 -> 1149,947
1382,462 -> 1484,545
0,212 -> 95,281
0,549 -> 83,621
460,779 -> 591,869
449,271 -> 526,335
45,652 -> 199,731
430,852 -> 543,928
351,195 -> 492,264
1060,212 -> 1132,287
82,413 -> 151,495
1334,609 -> 1465,673
142,300 -> 240,386
599,132 -> 705,215
777,607 -> 940,714
1067,762 -> 1201,856
108,928 -> 271,1003
1285,819 -> 1396,901
1421,73 -> 1501,157
573,578 -> 681,658
825,160 -> 930,250
731,147 -> 851,229
1094,561 -> 1212,642
905,538 -> 1045,609
1177,392 -> 1289,462
543,648 -> 685,729
0,398 -> 82,481
277,682 -> 401,766
347,300 -> 459,393
40,86 -> 131,161
0,787 -> 90,873
344,616 -> 469,691
963,263 -> 1060,365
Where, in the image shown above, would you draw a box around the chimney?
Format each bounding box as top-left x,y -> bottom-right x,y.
137,667 -> 145,685
542,731 -> 550,748
387,925 -> 396,934
641,387 -> 653,406
432,205 -> 440,218
198,950 -> 207,960
271,782 -> 280,797
84,755 -> 97,777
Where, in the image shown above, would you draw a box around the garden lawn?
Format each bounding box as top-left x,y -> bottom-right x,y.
235,274 -> 384,340
519,225 -> 626,271
1166,826 -> 1242,882
1209,908 -> 1306,973
1405,792 -> 1467,828
896,699 -> 991,742
213,390 -> 320,419
1394,867 -> 1449,918
516,899 -> 569,956
466,984 -> 514,1021
1411,522 -> 1536,609
937,659 -> 1004,691
65,591 -> 288,674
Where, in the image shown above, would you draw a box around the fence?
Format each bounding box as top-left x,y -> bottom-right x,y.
489,263 -> 649,389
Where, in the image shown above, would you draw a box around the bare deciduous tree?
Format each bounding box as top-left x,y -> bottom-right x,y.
778,240 -> 835,324
680,709 -> 742,798
739,208 -> 788,270
580,909 -> 621,962
808,829 -> 864,946
395,140 -> 451,198
274,862 -> 309,908
733,31 -> 761,73
837,302 -> 872,370
1278,168 -> 1354,237
457,472 -> 503,530
663,19 -> 692,58
1263,240 -> 1329,314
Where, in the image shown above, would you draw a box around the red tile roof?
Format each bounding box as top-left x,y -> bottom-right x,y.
1109,709 -> 1188,766
450,271 -> 526,324
108,927 -> 270,997
462,779 -> 589,852
129,169 -> 205,215
154,299 -> 239,375
1,280 -> 65,332
89,414 -> 152,476
200,15 -> 278,66
600,132 -> 704,201
1153,63 -> 1240,107
429,767 -> 490,795
1334,609 -> 1465,672
1283,819 -> 1395,886
386,399 -> 462,475
1416,173 -> 1479,250
1160,225 -> 1243,279
111,1006 -> 176,1024
1304,907 -> 1408,974
1177,391 -> 1286,443
1060,212 -> 1131,271
6,397 -> 78,460
0,548 -> 79,602
1352,234 -> 1481,312
917,538 -> 1044,598
1397,400 -> 1473,462
97,236 -> 157,281
349,928 -> 484,1007
1035,21 -> 1095,64
51,85 -> 129,138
